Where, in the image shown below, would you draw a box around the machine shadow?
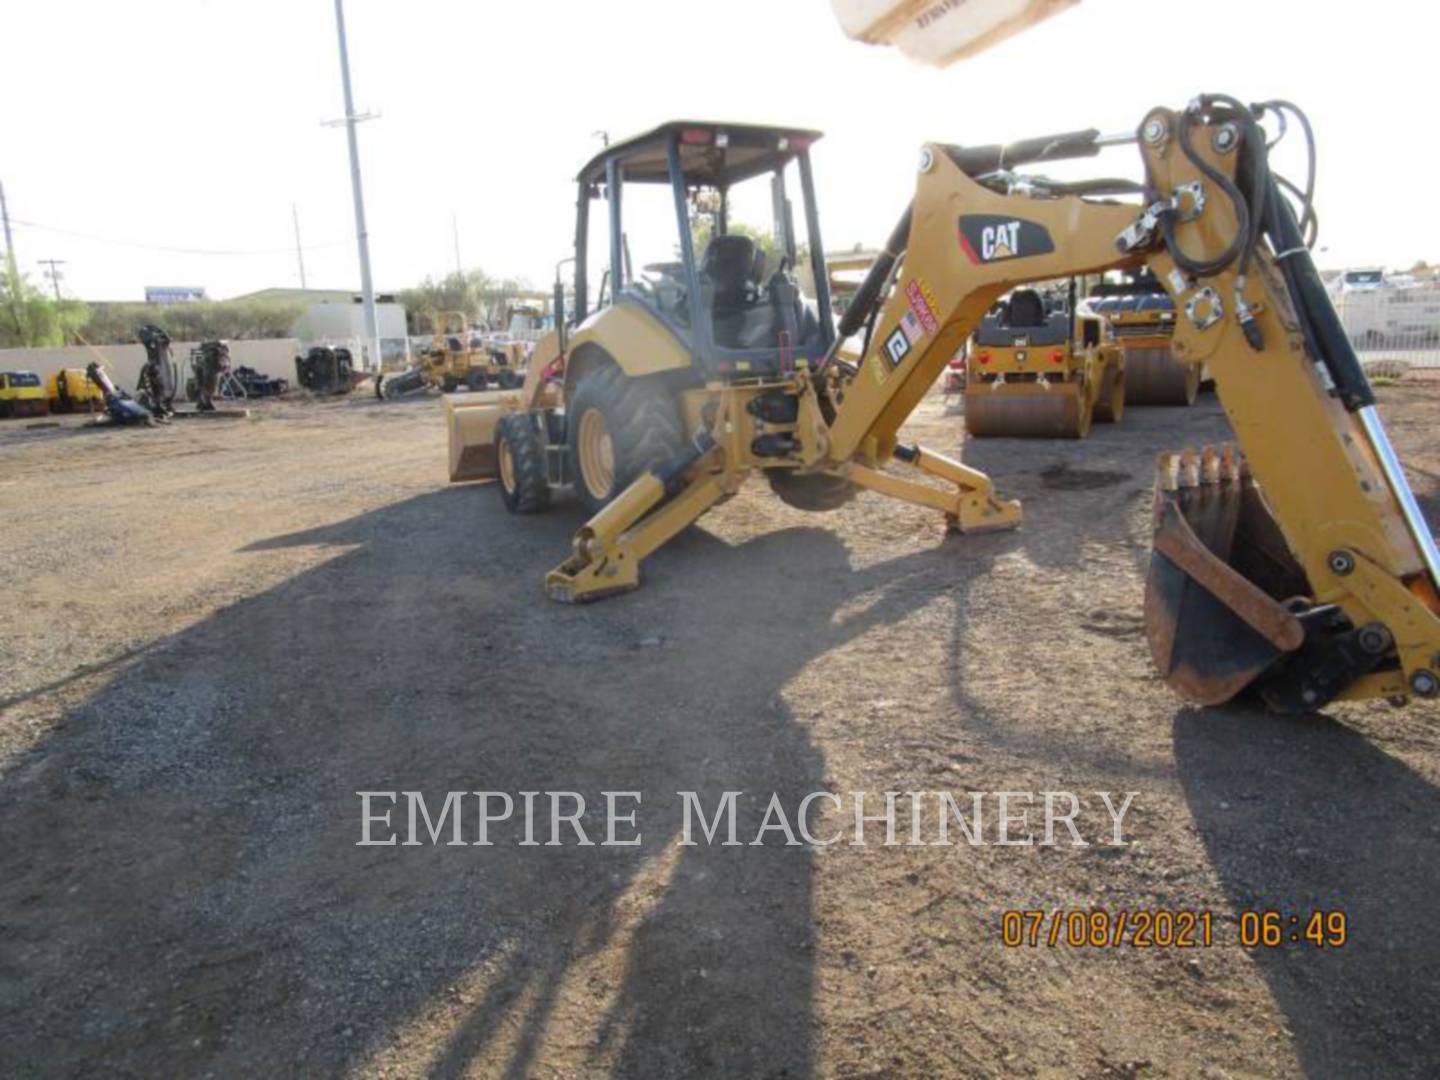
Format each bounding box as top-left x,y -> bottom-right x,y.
0,484 -> 969,1078
1173,707 -> 1440,1076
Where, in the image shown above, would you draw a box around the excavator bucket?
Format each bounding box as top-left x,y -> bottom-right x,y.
963,381 -> 1090,438
1143,447 -> 1313,705
444,393 -> 514,482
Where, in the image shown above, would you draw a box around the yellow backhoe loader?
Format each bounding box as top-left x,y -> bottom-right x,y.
447,100 -> 1440,714
1091,273 -> 1200,405
962,280 -> 1124,438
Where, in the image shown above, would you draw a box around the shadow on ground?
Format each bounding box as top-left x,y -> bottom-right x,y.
1174,707 -> 1440,1076
0,483 -> 966,1078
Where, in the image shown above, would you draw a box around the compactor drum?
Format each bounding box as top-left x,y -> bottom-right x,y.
1096,292 -> 1199,406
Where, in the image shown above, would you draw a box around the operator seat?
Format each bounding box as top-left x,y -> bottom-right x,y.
1006,288 -> 1047,327
702,234 -> 773,349
974,287 -> 1071,347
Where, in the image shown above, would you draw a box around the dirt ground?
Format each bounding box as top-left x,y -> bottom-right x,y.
2,381 -> 1438,1079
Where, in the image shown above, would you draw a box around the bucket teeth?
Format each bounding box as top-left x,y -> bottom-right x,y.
1220,444 -> 1240,483
1178,448 -> 1200,488
1157,451 -> 1180,492
1200,445 -> 1220,485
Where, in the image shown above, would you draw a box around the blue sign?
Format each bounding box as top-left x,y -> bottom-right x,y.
145,286 -> 208,304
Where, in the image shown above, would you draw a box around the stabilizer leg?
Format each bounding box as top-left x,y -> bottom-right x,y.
845,444 -> 1022,532
546,436 -> 732,603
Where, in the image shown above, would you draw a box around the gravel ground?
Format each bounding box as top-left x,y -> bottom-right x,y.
1,383 -> 1438,1078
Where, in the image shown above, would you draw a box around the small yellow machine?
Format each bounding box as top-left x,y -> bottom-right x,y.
0,371 -> 48,418
448,101 -> 1440,714
1092,277 -> 1199,405
962,284 -> 1124,438
379,312 -> 525,399
45,368 -> 106,413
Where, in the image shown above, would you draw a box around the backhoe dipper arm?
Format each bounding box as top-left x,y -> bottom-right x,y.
826,99 -> 1440,707
825,136 -> 1141,463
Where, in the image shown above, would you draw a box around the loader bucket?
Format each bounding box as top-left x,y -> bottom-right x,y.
1144,447 -> 1312,705
444,392 -> 514,482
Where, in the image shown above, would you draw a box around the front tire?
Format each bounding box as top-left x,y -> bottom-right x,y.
566,364 -> 684,515
465,368 -> 488,391
495,413 -> 550,513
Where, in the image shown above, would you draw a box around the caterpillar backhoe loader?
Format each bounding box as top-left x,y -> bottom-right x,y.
962,280 -> 1124,438
448,99 -> 1440,713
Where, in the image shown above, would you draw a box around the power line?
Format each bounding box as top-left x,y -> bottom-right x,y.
8,216 -> 350,258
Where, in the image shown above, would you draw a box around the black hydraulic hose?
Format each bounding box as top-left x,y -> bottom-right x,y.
1263,178 -> 1374,411
1163,102 -> 1251,277
837,204 -> 912,341
1257,99 -> 1318,245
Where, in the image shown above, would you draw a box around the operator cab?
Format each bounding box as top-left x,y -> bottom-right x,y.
570,121 -> 836,379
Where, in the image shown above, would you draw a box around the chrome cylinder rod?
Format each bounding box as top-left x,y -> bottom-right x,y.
1358,404 -> 1440,589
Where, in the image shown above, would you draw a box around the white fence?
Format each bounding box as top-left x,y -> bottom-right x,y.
1335,285 -> 1440,375
0,339 -> 303,390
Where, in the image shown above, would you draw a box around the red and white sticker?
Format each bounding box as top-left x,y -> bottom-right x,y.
905,279 -> 940,337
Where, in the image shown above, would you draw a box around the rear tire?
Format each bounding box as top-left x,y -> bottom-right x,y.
495,413 -> 551,513
566,364 -> 684,515
465,369 -> 488,391
497,368 -> 522,390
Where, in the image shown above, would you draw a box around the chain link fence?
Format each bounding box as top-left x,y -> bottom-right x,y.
1332,276 -> 1440,379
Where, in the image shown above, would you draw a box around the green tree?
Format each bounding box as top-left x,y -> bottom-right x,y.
398,269 -> 535,334
0,256 -> 89,347
76,299 -> 305,344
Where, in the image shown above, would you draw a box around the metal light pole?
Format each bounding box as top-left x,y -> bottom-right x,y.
329,0 -> 381,370
0,180 -> 15,269
292,203 -> 308,289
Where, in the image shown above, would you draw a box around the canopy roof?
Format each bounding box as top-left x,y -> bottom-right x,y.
578,122 -> 823,187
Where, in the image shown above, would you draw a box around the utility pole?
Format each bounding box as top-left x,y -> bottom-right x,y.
38,258 -> 66,300
327,0 -> 381,371
292,203 -> 308,289
452,212 -> 463,278
0,180 -> 14,269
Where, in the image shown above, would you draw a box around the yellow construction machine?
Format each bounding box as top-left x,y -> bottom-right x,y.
380,311 -> 525,399
0,371 -> 48,418
447,101 -> 1440,713
1092,273 -> 1200,406
962,280 -> 1124,438
45,368 -> 106,413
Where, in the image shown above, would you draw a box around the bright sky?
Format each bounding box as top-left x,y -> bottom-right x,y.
3,0 -> 1433,301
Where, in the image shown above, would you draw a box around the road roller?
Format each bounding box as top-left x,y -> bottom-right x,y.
962,285 -> 1124,439
1093,281 -> 1200,406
